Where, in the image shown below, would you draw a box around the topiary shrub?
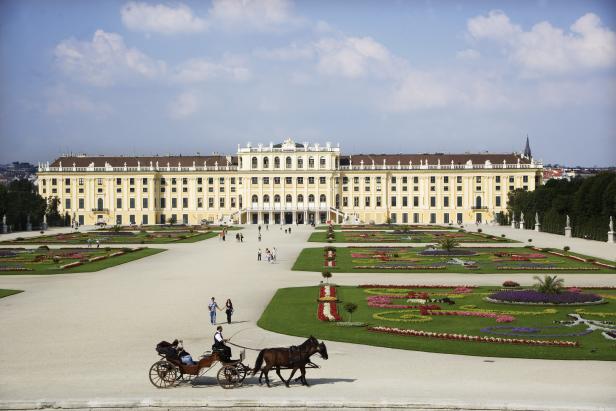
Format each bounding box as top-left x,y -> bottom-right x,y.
564,246 -> 570,253
321,271 -> 332,283
37,245 -> 49,250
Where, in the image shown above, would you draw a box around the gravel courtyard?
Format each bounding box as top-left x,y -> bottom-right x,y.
0,225 -> 615,410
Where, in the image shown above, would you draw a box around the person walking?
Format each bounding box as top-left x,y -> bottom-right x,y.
289,227 -> 292,234
266,224 -> 268,231
258,233 -> 262,242
240,233 -> 244,242
208,297 -> 221,325
225,299 -> 234,324
96,239 -> 100,248
272,247 -> 277,262
258,225 -> 261,233
257,248 -> 262,261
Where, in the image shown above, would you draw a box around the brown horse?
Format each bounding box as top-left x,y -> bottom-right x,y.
252,336 -> 328,387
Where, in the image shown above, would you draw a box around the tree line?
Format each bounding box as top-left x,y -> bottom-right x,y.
497,172 -> 616,241
0,179 -> 68,231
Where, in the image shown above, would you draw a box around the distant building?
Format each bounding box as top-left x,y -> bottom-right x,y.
37,138 -> 543,226
0,162 -> 37,185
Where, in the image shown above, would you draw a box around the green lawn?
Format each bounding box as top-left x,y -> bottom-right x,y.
0,229 -> 227,245
258,285 -> 616,360
308,230 -> 516,243
0,289 -> 23,298
0,247 -> 165,275
292,246 -> 616,274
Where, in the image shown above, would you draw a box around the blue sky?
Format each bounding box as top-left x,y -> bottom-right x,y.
1,0 -> 615,166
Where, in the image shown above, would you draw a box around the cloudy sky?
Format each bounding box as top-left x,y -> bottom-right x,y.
1,0 -> 615,166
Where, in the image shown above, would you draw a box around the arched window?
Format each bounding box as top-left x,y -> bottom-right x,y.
320,194 -> 326,203
274,157 -> 280,169
297,194 -> 304,203
251,195 -> 258,203
308,157 -> 315,168
274,194 -> 281,203
308,194 -> 315,202
97,198 -> 104,210
263,157 -> 269,168
475,196 -> 482,208
297,158 -> 303,169
251,157 -> 258,169
263,194 -> 270,203
286,156 -> 292,168
285,194 -> 292,203
320,156 -> 326,168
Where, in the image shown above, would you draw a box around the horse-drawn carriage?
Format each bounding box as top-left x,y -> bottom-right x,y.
148,341 -> 252,389
148,336 -> 328,389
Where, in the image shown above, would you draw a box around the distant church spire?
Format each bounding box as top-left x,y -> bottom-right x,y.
523,135 -> 532,159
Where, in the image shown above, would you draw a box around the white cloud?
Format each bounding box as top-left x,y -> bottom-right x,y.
121,1 -> 207,34
387,71 -> 458,110
172,57 -> 251,83
54,30 -> 166,86
254,42 -> 314,61
456,48 -> 480,60
168,91 -> 199,118
45,86 -> 112,118
467,11 -> 616,75
314,36 -> 403,79
209,0 -> 299,31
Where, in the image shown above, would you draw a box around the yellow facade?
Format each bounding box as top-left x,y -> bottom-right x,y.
37,139 -> 542,226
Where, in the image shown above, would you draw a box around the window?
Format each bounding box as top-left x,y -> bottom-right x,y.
297,194 -> 304,203
444,197 -> 449,207
65,198 -> 71,209
116,198 -> 122,209
496,196 -> 501,207
353,197 -> 359,207
476,176 -> 481,183
160,198 -> 166,208
263,157 -> 269,168
142,215 -> 148,225
413,213 -> 419,223
297,177 -> 304,184
274,177 -> 280,184
285,177 -> 292,184
509,176 -> 515,183
286,156 -> 292,168
263,177 -> 269,184
320,194 -> 326,203
475,196 -> 482,208
365,197 -> 370,207
219,198 -> 225,207
97,198 -> 104,210
208,178 -> 213,184
402,213 -> 408,223
297,158 -> 304,168
231,198 -> 236,208
263,194 -> 270,203
319,177 -> 326,184
391,186 -> 396,192
391,197 -> 397,207
182,198 -> 188,208
308,177 -> 315,184
308,157 -> 315,168
457,196 -> 462,207
96,178 -> 102,185
308,194 -> 315,203
444,176 -> 449,184
391,213 -> 397,223
218,177 -> 224,185
430,197 -> 436,207
130,178 -> 135,185
320,157 -> 326,168
376,196 -> 381,207
251,195 -> 258,204
172,178 -> 177,185
230,177 -> 235,185
286,194 -> 292,203
402,196 -> 408,207
496,185 -> 501,191
172,198 -> 177,208
274,157 -> 280,169
343,197 -> 349,207
130,198 -> 135,209
197,177 -> 202,185
274,195 -> 281,203
523,175 -> 529,183
430,213 -> 436,224
251,177 -> 258,184
78,178 -> 84,185
161,178 -> 166,185
78,198 -> 84,209
343,177 -> 349,184
251,157 -> 258,169
457,213 -> 463,224
116,215 -> 122,225
65,188 -> 70,194
413,196 -> 419,207
413,176 -> 419,184
197,198 -> 203,208
495,176 -> 501,183
208,198 -> 214,208
430,176 -> 436,184
444,213 -> 449,224
364,176 -> 370,184
143,198 -> 148,209
457,176 -> 462,183
116,178 -> 122,185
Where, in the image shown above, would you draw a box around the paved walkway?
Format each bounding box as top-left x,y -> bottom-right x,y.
0,226 -> 615,410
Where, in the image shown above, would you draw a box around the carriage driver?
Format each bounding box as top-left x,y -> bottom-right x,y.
213,326 -> 232,362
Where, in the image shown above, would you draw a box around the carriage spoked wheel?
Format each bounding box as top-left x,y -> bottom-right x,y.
235,363 -> 248,383
148,360 -> 179,388
217,365 -> 242,389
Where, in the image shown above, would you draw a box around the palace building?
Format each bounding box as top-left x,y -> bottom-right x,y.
37,139 -> 542,226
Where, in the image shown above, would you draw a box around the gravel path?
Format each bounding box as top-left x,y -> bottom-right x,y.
0,225 -> 614,410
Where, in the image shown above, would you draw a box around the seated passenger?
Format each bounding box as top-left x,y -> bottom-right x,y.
177,341 -> 196,365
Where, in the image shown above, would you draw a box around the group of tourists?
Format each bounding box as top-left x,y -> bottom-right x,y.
257,247 -> 277,262
86,238 -> 100,248
218,227 -> 231,241
234,232 -> 245,242
208,297 -> 234,325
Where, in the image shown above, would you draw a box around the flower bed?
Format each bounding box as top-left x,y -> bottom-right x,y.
0,265 -> 31,272
367,295 -> 441,310
419,308 -> 515,323
488,290 -> 603,305
318,285 -> 341,321
481,325 -> 593,338
367,326 -> 579,347
360,284 -> 476,289
419,249 -> 477,256
60,261 -> 83,269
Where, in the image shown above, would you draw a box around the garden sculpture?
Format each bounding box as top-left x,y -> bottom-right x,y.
610,216 -> 613,232
566,215 -> 570,227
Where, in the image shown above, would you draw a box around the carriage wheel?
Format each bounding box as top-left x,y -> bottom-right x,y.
217,365 -> 241,389
235,363 -> 248,383
148,360 -> 179,388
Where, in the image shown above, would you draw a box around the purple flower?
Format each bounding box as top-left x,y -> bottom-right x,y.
489,290 -> 601,304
